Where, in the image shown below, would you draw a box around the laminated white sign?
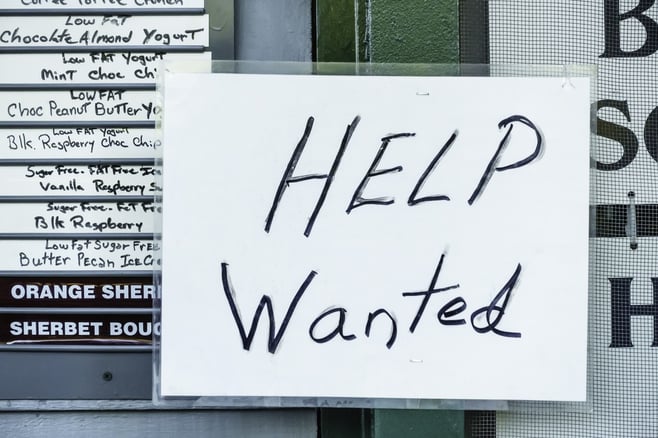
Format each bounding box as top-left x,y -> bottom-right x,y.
160,73 -> 590,401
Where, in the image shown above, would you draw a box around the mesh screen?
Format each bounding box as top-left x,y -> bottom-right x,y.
461,1 -> 658,437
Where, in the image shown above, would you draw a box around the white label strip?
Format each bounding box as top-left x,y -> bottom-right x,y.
0,90 -> 156,122
0,239 -> 159,270
0,15 -> 208,48
0,128 -> 160,159
1,314 -> 157,345
0,201 -> 156,234
2,0 -> 204,10
0,52 -> 210,85
0,164 -> 159,196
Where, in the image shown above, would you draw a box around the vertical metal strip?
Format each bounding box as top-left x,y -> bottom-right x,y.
459,0 -> 490,64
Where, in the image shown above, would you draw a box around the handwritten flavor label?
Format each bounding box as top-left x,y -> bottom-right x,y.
0,239 -> 159,270
0,164 -> 159,197
160,73 -> 590,401
0,15 -> 208,48
2,0 -> 204,10
0,313 -> 155,345
0,274 -> 155,308
0,128 -> 160,159
0,201 -> 156,234
0,90 -> 156,122
0,52 -> 210,85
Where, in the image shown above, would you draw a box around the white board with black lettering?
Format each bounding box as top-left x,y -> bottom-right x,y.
0,128 -> 160,159
0,15 -> 208,48
2,0 -> 204,9
0,52 -> 210,85
0,90 -> 156,122
0,238 -> 158,270
0,163 -> 159,196
160,73 -> 591,402
0,201 -> 155,234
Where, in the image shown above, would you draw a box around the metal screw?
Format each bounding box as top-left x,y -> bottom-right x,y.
102,371 -> 113,382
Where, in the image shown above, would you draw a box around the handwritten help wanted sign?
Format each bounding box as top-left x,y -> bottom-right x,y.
160,73 -> 590,402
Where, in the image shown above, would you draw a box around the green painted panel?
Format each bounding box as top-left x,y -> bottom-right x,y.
316,0 -> 358,62
373,409 -> 464,438
368,0 -> 459,63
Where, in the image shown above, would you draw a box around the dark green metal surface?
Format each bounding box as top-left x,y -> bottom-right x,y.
319,408 -> 371,438
367,0 -> 458,63
372,409 -> 464,438
315,0 -> 358,62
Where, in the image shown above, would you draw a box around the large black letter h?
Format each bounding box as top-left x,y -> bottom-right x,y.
609,277 -> 658,347
264,116 -> 360,237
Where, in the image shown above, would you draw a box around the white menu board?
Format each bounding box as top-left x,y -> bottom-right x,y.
0,6 -> 209,346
